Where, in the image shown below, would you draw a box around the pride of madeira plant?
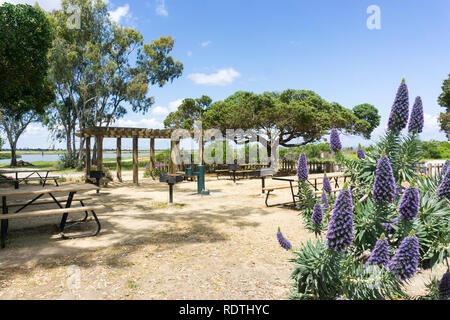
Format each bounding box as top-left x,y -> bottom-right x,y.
278,78 -> 449,300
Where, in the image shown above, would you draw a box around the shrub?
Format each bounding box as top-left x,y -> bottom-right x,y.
281,79 -> 449,300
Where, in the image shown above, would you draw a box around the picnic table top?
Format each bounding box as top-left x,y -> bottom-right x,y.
0,184 -> 100,197
272,172 -> 349,182
0,168 -> 58,174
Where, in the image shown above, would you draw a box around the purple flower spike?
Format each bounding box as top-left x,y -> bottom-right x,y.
399,185 -> 419,221
408,96 -> 424,134
297,153 -> 308,182
373,153 -> 396,203
312,204 -> 323,225
438,271 -> 450,299
388,79 -> 409,133
366,233 -> 389,266
437,167 -> 450,200
330,128 -> 342,152
323,173 -> 332,193
357,148 -> 366,160
441,160 -> 449,175
389,230 -> 419,281
326,184 -> 354,252
321,191 -> 329,210
277,227 -> 292,251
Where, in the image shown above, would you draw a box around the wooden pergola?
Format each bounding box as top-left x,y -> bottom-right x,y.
76,126 -> 203,185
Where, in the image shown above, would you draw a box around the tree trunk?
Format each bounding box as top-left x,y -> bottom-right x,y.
9,141 -> 17,167
66,131 -> 73,155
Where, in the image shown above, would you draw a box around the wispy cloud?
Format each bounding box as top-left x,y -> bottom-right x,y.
187,51 -> 193,57
188,68 -> 241,86
201,40 -> 212,47
151,106 -> 170,116
168,99 -> 184,111
116,118 -> 164,129
155,0 -> 168,17
109,4 -> 131,24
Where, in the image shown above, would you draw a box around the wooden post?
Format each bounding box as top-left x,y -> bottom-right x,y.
133,137 -> 139,185
170,139 -> 177,174
85,136 -> 91,182
97,135 -> 103,172
116,138 -> 122,182
199,131 -> 204,165
150,137 -> 155,172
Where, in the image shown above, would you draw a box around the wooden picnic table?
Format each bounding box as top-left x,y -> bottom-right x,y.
0,184 -> 103,248
269,172 -> 350,207
274,172 -> 350,190
0,168 -> 59,189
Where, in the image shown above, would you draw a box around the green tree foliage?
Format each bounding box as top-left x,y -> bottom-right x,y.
438,74 -> 450,140
202,90 -> 376,150
353,104 -> 381,139
0,3 -> 54,114
419,140 -> 450,159
164,96 -> 212,129
47,0 -> 183,162
0,3 -> 54,166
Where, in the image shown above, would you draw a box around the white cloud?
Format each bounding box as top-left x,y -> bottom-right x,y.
151,106 -> 169,116
115,118 -> 164,129
155,0 -> 168,17
168,99 -> 183,111
201,40 -> 212,47
188,68 -> 241,86
109,4 -> 130,23
0,0 -> 61,11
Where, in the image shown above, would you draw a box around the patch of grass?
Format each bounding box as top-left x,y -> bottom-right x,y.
126,280 -> 138,289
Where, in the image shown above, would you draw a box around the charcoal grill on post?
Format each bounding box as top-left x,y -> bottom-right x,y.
159,172 -> 184,204
89,171 -> 105,193
253,168 -> 276,194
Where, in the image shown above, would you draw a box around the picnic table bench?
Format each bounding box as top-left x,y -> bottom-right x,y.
0,168 -> 60,189
216,164 -> 266,182
264,172 -> 350,207
0,184 -> 104,248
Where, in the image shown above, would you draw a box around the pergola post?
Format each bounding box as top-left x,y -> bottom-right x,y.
97,135 -> 103,172
116,137 -> 122,182
199,131 -> 204,165
170,139 -> 177,174
133,137 -> 139,185
150,137 -> 155,172
85,136 -> 91,182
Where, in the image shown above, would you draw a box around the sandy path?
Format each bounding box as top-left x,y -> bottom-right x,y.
0,176 -> 445,299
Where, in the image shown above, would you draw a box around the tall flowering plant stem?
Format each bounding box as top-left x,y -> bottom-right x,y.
366,233 -> 390,267
330,128 -> 342,153
388,78 -> 409,133
389,230 -> 420,281
408,96 -> 424,134
297,153 -> 308,182
437,166 -> 450,200
326,183 -> 354,252
297,181 -> 315,211
398,183 -> 419,222
323,173 -> 332,193
356,144 -> 366,160
321,191 -> 329,211
311,204 -> 323,237
277,227 -> 292,251
372,152 -> 396,204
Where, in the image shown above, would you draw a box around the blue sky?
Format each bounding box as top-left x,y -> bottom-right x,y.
3,0 -> 450,150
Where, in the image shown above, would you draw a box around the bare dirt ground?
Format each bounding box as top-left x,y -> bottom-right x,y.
0,174 -> 445,299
